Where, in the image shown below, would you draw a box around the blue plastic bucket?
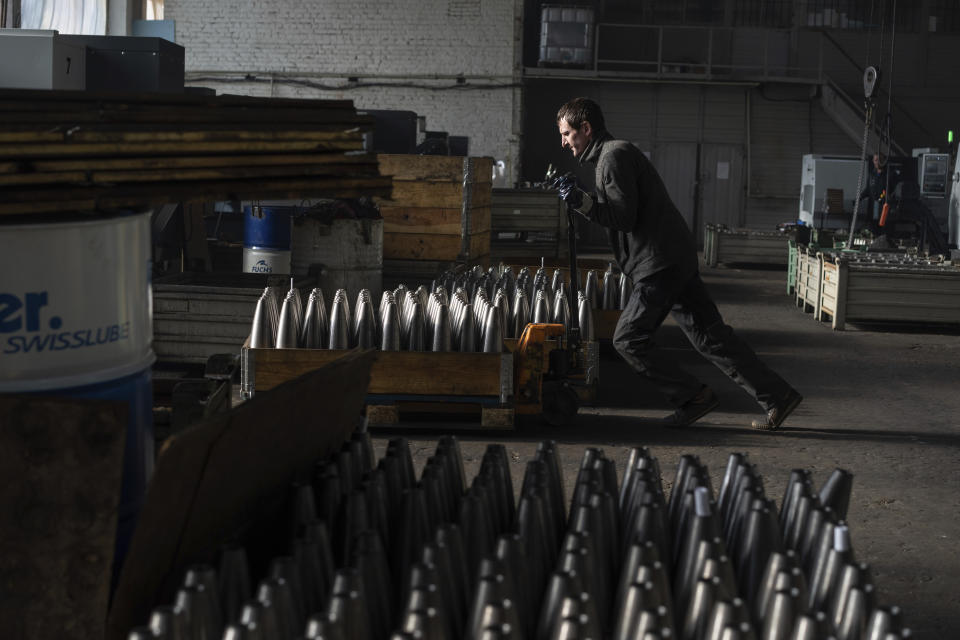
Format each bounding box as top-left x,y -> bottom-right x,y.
243,203 -> 296,274
0,211 -> 155,572
243,203 -> 294,250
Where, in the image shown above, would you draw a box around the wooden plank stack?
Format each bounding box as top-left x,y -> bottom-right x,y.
377,154 -> 493,265
0,88 -> 392,216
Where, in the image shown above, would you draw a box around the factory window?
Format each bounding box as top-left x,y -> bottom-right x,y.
19,0 -> 106,33
603,0 -> 724,25
732,0 -> 793,27
929,0 -> 960,33
145,0 -> 163,20
803,0 -> 920,32
650,0 -> 724,25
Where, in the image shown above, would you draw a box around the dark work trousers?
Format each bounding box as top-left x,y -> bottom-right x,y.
613,266 -> 792,411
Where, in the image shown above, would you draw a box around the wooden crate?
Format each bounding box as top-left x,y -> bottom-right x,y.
787,239 -> 798,295
378,154 -> 493,262
241,341 -> 515,428
795,248 -> 823,315
818,255 -> 960,330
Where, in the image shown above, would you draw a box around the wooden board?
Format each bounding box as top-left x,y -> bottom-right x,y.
378,154 -> 493,183
0,176 -> 393,216
0,161 -> 384,187
387,180 -> 492,209
0,395 -> 127,640
384,230 -> 490,261
0,152 -> 376,174
0,138 -> 363,158
246,347 -> 507,397
380,205 -> 491,235
0,128 -> 362,145
107,350 -> 375,640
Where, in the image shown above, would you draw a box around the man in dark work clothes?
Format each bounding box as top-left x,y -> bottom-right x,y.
553,97 -> 802,429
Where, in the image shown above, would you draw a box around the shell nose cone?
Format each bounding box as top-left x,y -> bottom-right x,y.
577,294 -> 595,342
584,270 -> 599,309
405,300 -> 426,351
432,303 -> 453,352
300,289 -> 328,349
459,304 -> 477,352
533,292 -> 551,324
602,270 -> 617,310
249,293 -> 275,348
354,296 -> 378,350
482,306 -> 503,353
328,296 -> 350,350
619,273 -> 632,309
275,291 -> 301,348
381,301 -> 401,351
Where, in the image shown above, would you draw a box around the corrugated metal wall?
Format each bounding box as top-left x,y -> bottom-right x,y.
522,78 -> 861,238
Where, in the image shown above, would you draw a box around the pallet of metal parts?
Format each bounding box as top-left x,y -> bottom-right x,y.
704,224 -> 794,268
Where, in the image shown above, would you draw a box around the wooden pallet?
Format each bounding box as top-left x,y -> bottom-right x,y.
366,398 -> 514,430
241,341 -> 515,429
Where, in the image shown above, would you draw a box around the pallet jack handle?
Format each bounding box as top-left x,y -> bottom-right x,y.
565,203 -> 582,352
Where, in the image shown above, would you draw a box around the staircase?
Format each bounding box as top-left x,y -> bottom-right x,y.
819,78 -> 906,157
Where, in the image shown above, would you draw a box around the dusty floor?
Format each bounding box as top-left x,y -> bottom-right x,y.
373,262 -> 960,639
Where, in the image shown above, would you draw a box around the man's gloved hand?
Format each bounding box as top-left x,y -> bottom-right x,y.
551,173 -> 594,219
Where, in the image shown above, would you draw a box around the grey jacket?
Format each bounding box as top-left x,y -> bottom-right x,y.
579,131 -> 698,280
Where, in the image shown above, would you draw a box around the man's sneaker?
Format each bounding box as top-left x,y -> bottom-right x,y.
752,389 -> 803,430
662,387 -> 719,427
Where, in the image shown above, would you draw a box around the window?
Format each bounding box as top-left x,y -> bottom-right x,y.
930,0 -> 960,33
145,0 -> 163,20
650,0 -> 724,25
20,0 -> 106,34
733,0 -> 793,28
803,0 -> 919,33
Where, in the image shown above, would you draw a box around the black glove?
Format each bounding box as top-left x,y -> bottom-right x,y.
552,173 -> 594,219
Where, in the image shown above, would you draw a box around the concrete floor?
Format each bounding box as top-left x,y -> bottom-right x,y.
376,262 -> 960,639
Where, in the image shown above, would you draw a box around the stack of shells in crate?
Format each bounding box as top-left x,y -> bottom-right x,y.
246,283 -> 506,353
128,435 -> 911,640
248,262 -> 636,353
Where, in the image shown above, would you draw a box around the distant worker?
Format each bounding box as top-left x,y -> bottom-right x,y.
860,152 -> 889,235
552,97 -> 802,429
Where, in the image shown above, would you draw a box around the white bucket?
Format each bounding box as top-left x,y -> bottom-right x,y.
243,246 -> 292,274
0,210 -> 155,570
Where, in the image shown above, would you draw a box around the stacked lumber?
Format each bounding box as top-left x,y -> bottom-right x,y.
377,154 -> 492,263
0,89 -> 392,216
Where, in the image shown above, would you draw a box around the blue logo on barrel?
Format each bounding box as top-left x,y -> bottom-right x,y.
0,291 -> 130,354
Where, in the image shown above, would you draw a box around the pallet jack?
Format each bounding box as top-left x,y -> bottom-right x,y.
511,202 -> 592,426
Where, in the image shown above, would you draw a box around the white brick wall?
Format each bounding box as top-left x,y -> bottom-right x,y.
165,0 -> 522,181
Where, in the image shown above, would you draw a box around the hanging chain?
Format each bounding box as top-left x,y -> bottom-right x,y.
847,103 -> 875,248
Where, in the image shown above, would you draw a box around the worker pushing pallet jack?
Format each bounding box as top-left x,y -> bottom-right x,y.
550,97 -> 803,430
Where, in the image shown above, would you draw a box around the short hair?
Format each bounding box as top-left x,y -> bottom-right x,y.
874,152 -> 887,166
557,97 -> 606,133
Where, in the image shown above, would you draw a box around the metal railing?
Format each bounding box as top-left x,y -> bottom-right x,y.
563,24 -> 825,81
